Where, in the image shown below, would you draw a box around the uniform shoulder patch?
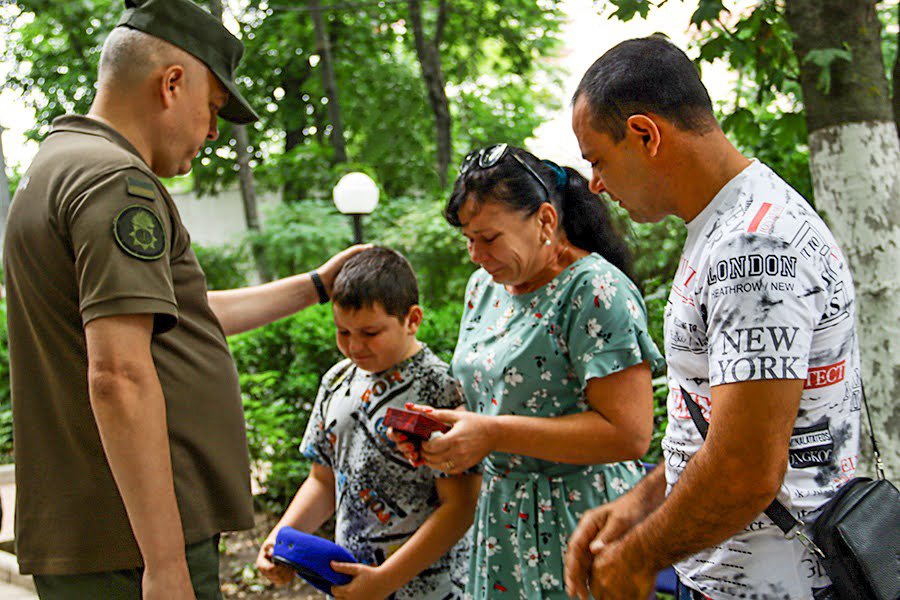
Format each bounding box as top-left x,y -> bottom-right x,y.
113,205 -> 166,260
126,176 -> 157,201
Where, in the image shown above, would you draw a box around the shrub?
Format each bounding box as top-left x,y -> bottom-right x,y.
0,302 -> 13,463
192,243 -> 251,290
245,197 -> 475,310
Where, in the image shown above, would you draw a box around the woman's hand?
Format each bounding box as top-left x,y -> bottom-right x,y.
386,426 -> 424,467
255,530 -> 296,587
404,403 -> 493,474
330,562 -> 396,600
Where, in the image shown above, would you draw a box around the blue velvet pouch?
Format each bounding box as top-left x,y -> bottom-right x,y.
271,526 -> 358,593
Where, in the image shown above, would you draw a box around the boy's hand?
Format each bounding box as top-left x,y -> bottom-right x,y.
330,562 -> 394,600
406,403 -> 492,474
255,533 -> 296,587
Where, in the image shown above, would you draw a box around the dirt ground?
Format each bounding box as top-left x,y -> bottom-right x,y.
219,513 -> 322,599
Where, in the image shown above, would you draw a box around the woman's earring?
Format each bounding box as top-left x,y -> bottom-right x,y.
544,238 -> 552,247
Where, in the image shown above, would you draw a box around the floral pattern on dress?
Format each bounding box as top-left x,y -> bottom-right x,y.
453,254 -> 665,599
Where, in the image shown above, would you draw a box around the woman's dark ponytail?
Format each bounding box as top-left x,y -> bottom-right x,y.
557,167 -> 633,280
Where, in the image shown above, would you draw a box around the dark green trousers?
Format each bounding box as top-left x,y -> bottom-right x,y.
33,535 -> 222,600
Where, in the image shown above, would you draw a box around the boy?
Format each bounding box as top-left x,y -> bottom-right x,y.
256,247 -> 480,599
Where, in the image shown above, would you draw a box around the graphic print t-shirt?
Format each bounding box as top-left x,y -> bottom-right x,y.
664,160 -> 861,600
301,346 -> 469,600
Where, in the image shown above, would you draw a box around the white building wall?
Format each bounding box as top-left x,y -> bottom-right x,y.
171,188 -> 282,247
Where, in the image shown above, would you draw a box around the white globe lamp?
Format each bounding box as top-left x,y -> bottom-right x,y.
333,172 -> 379,243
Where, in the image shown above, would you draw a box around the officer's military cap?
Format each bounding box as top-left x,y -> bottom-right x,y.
117,0 -> 259,124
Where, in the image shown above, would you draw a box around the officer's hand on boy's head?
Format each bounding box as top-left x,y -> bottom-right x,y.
315,244 -> 373,292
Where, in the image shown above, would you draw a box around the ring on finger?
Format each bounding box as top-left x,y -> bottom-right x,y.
444,459 -> 455,471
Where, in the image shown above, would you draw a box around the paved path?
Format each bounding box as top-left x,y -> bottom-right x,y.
0,582 -> 36,599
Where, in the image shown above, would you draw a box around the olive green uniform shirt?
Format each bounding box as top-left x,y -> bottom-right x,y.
3,115 -> 254,575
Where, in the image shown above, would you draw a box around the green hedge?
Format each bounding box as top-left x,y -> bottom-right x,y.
0,303 -> 11,463
0,281 -> 668,500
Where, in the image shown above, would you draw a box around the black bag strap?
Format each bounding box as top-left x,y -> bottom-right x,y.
858,383 -> 885,480
679,385 -> 804,537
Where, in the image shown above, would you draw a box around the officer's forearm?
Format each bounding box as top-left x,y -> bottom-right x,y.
207,272 -> 319,336
86,316 -> 187,570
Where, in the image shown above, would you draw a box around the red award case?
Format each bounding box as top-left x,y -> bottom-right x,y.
384,407 -> 450,443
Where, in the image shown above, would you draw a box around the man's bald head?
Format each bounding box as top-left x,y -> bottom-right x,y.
98,27 -> 207,88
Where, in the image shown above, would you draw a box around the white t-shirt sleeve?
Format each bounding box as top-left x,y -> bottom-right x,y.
701,231 -> 825,386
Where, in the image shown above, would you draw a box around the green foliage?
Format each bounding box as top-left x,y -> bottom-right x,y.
230,305 -> 340,508
192,243 -> 251,290
606,0 -> 814,201
374,198 -> 476,307
0,303 -> 12,464
644,376 -> 670,465
0,0 -> 116,141
245,196 -> 474,308
230,302 -> 462,507
2,0 -> 565,200
606,0 -> 657,22
246,200 -> 352,279
6,167 -> 21,202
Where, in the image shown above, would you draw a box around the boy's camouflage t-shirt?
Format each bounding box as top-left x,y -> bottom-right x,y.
301,345 -> 469,600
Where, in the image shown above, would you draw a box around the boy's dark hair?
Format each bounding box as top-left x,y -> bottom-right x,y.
573,36 -> 718,141
331,246 -> 419,319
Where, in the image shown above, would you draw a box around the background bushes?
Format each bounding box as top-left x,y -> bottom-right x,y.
0,198 -> 677,501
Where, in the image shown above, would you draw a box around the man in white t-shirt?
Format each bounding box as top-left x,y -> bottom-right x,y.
563,37 -> 860,600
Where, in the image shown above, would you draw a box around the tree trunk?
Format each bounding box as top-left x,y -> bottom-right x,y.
785,0 -> 900,479
233,125 -> 272,281
281,68 -> 314,203
893,2 -> 899,136
408,0 -> 452,188
308,0 -> 347,163
207,0 -> 272,282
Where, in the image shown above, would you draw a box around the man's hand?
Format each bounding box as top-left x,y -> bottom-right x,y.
315,245 -> 372,294
330,562 -> 395,600
564,492 -> 648,599
142,560 -> 195,600
586,541 -> 657,600
255,531 -> 296,587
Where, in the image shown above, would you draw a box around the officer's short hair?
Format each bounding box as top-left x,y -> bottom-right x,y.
574,36 -> 718,141
332,247 -> 419,319
98,27 -> 188,85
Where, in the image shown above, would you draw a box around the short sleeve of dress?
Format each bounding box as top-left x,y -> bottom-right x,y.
300,360 -> 353,467
565,262 -> 665,387
64,168 -> 177,333
702,232 -> 822,386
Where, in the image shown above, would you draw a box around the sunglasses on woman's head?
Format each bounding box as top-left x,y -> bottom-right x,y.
458,143 -> 551,202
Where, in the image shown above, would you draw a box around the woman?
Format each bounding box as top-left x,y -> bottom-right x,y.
394,144 -> 664,598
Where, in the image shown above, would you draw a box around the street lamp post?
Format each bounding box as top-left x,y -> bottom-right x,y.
333,172 -> 379,245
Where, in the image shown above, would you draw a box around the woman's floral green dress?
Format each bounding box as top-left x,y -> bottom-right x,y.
451,254 -> 665,599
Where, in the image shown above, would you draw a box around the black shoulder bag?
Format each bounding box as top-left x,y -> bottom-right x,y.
679,385 -> 899,600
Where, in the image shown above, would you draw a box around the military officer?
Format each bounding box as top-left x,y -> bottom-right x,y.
3,1 -> 362,598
